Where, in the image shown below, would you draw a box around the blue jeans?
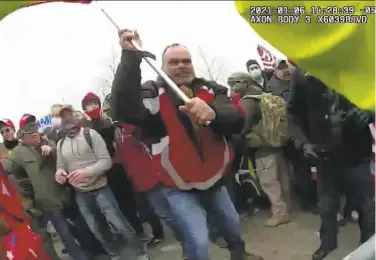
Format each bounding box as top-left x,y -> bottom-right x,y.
75,185 -> 146,257
147,185 -> 245,260
43,211 -> 89,260
146,186 -> 183,242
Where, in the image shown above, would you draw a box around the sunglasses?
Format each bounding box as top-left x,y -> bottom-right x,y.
0,128 -> 11,135
22,124 -> 38,134
228,80 -> 247,87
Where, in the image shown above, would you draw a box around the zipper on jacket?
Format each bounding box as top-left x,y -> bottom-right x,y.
161,80 -> 206,162
178,96 -> 204,162
190,125 -> 205,162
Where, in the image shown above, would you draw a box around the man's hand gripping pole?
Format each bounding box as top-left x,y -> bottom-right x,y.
100,8 -> 211,126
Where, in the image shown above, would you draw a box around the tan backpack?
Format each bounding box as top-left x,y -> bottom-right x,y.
240,93 -> 288,148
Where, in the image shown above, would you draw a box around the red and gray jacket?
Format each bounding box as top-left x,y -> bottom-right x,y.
111,50 -> 245,190
114,123 -> 157,192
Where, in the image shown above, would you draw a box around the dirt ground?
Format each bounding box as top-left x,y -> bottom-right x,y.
51,208 -> 360,260
147,210 -> 359,260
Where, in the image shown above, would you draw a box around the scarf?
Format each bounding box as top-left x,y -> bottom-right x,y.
62,117 -> 82,138
4,139 -> 19,150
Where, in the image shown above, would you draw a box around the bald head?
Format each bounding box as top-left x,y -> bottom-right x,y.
162,44 -> 195,86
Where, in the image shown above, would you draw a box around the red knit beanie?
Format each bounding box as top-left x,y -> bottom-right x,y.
81,92 -> 100,110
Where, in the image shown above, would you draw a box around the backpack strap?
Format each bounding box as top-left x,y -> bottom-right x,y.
240,94 -> 263,103
59,128 -> 93,151
83,127 -> 94,151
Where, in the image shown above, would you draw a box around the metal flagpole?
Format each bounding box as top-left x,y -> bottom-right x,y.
100,8 -> 189,103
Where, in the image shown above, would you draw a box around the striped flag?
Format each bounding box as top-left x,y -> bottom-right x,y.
311,167 -> 317,181
256,44 -> 276,70
0,0 -> 92,20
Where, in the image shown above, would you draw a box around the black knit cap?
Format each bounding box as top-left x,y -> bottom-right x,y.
246,60 -> 260,72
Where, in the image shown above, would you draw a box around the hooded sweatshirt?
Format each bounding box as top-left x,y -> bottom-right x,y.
56,128 -> 112,192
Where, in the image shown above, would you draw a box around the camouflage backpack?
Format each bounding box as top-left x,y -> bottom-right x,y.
240,93 -> 288,148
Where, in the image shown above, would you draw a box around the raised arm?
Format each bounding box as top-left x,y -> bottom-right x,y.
111,48 -> 149,125
287,77 -> 310,148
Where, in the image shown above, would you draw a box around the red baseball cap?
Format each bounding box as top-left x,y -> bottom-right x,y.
19,114 -> 36,130
0,119 -> 15,130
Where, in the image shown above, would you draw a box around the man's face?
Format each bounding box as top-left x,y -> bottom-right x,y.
248,64 -> 260,73
248,64 -> 262,80
85,101 -> 100,112
275,61 -> 294,80
228,77 -> 250,97
23,131 -> 41,146
51,107 -> 61,118
162,46 -> 195,87
0,125 -> 15,141
61,110 -> 73,119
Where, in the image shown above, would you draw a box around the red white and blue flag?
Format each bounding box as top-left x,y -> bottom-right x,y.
257,44 -> 277,70
0,164 -> 50,259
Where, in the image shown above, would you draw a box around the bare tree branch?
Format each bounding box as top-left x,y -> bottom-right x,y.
198,47 -> 215,81
109,47 -> 119,77
196,46 -> 228,84
93,46 -> 121,101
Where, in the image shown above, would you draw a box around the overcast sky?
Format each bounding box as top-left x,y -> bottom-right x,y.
0,1 -> 285,133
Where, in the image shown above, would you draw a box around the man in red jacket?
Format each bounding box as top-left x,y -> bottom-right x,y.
111,29 -> 263,260
85,92 -> 162,245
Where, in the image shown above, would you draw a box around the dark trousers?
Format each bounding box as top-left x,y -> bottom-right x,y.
106,164 -> 144,235
137,192 -> 164,238
294,156 -> 317,207
31,203 -> 105,259
30,217 -> 61,260
43,211 -> 89,260
285,143 -> 317,207
317,161 -> 375,249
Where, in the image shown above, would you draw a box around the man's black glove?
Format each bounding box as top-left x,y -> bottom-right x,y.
346,108 -> 371,129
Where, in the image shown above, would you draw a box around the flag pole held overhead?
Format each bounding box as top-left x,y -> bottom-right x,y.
100,8 -> 189,104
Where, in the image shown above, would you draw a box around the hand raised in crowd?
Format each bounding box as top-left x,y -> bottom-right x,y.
118,28 -> 142,51
40,145 -> 52,156
83,112 -> 92,121
67,169 -> 88,186
302,143 -> 323,159
55,169 -> 68,185
179,96 -> 216,125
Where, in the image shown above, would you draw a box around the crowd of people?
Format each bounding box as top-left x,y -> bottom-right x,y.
0,28 -> 375,260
